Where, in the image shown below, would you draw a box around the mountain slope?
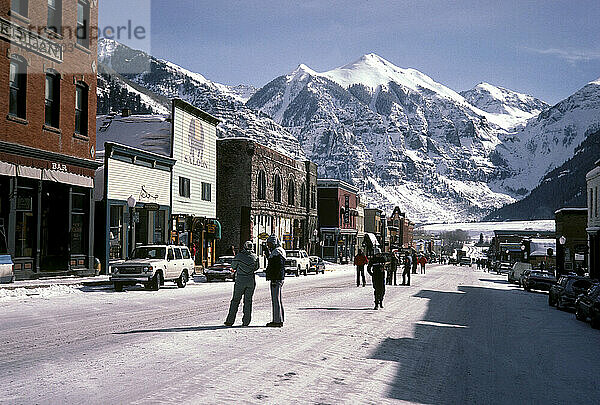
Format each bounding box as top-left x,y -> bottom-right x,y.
484,128 -> 600,220
494,78 -> 600,194
247,54 -> 546,222
96,38 -> 304,159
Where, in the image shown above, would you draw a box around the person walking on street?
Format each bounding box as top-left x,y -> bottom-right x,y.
224,241 -> 259,327
411,251 -> 418,274
265,235 -> 286,327
354,250 -> 368,287
419,255 -> 427,274
367,248 -> 386,309
389,252 -> 398,285
402,254 -> 411,286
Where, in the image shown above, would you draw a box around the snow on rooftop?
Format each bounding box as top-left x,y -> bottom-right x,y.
96,114 -> 172,156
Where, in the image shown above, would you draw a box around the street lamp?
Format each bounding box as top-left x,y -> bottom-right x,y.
559,236 -> 566,245
127,195 -> 136,259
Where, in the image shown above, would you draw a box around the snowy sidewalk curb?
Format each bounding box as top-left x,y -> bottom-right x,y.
0,276 -> 112,291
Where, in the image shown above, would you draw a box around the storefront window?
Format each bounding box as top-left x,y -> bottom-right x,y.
153,210 -> 165,244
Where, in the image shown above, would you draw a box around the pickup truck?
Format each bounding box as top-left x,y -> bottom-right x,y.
110,245 -> 195,291
284,249 -> 311,277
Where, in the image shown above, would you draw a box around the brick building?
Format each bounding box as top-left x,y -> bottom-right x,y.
217,139 -> 318,265
317,179 -> 359,263
0,0 -> 99,279
388,206 -> 414,250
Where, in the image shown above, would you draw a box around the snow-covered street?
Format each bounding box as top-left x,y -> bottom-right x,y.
1,264 -> 599,404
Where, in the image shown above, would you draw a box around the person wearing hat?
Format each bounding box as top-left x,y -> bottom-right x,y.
367,248 -> 386,309
224,241 -> 260,327
265,234 -> 286,327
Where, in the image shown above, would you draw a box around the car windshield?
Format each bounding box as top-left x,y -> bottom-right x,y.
287,251 -> 300,258
132,247 -> 165,260
217,257 -> 233,264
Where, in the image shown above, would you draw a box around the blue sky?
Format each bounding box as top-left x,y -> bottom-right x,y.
100,1 -> 600,105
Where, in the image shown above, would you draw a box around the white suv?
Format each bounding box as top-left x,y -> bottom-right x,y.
110,245 -> 195,292
284,249 -> 311,277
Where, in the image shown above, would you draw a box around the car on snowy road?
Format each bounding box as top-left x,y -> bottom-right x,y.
549,275 -> 595,310
284,250 -> 311,276
111,245 -> 195,291
575,283 -> 600,327
497,262 -> 511,274
204,256 -> 235,282
309,256 -> 325,274
521,270 -> 555,292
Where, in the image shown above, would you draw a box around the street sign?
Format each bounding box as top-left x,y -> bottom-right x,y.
144,203 -> 159,211
258,232 -> 269,240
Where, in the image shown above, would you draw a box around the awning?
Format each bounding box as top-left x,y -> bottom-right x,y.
17,165 -> 42,179
364,233 -> 380,248
0,161 -> 16,176
42,169 -> 93,188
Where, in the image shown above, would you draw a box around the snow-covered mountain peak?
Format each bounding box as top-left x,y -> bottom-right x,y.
589,77 -> 600,86
288,63 -> 318,82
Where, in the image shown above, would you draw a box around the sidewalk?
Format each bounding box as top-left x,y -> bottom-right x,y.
0,275 -> 112,290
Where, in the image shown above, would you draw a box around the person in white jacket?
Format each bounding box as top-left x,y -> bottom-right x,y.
224,241 -> 259,327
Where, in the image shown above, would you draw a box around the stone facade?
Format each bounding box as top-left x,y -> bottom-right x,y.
555,207 -> 588,275
217,139 -> 317,263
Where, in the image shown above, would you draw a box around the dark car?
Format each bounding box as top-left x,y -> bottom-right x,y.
204,256 -> 235,282
575,283 -> 600,328
548,275 -> 594,310
309,256 -> 325,274
521,270 -> 555,292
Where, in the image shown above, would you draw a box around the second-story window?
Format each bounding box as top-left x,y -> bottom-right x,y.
287,179 -> 295,206
11,0 -> 28,17
75,82 -> 88,135
201,182 -> 211,202
257,170 -> 266,200
76,0 -> 90,48
300,183 -> 306,207
9,57 -> 27,119
47,0 -> 62,33
274,174 -> 282,203
45,72 -> 60,128
310,185 -> 316,209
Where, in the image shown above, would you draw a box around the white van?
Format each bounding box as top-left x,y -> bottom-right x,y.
508,262 -> 531,285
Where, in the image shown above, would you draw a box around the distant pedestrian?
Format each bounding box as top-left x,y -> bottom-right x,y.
224,241 -> 259,327
388,252 -> 398,285
418,255 -> 427,274
354,250 -> 368,287
265,235 -> 286,327
402,254 -> 411,286
411,251 -> 418,274
367,248 -> 386,309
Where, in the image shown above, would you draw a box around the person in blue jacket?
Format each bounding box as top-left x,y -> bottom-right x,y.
265,235 -> 286,327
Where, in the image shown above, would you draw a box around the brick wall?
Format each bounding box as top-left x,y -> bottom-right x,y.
0,0 -> 98,161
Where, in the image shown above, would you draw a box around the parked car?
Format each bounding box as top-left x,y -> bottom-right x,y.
204,255 -> 235,282
459,257 -> 472,266
548,275 -> 595,310
497,262 -> 511,274
285,250 -> 311,276
508,262 -> 531,285
309,256 -> 325,274
521,270 -> 555,292
111,245 -> 195,291
575,283 -> 600,328
0,226 -> 14,284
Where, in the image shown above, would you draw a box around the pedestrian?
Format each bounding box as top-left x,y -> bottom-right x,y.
402,254 -> 411,286
389,252 -> 398,285
411,251 -> 418,274
228,245 -> 236,256
265,235 -> 286,327
224,241 -> 259,327
354,249 -> 368,287
191,243 -> 197,265
419,255 -> 427,274
367,248 -> 386,309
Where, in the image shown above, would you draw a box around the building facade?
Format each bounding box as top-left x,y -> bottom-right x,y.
94,142 -> 174,272
388,207 -> 414,250
555,207 -> 588,275
217,139 -> 318,266
0,0 -> 99,279
317,179 -> 359,263
586,162 -> 600,280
